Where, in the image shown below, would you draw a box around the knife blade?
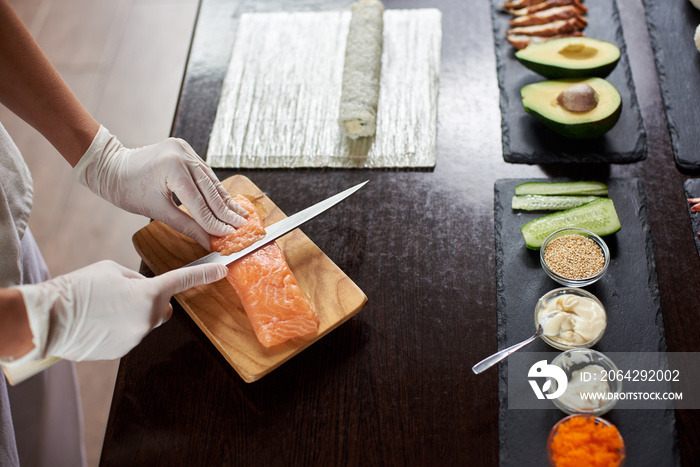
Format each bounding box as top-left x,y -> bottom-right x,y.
184,180 -> 368,268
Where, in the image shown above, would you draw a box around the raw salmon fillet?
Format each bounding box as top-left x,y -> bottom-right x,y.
211,195 -> 319,348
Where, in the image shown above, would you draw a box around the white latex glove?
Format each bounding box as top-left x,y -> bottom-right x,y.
73,126 -> 247,248
7,260 -> 228,362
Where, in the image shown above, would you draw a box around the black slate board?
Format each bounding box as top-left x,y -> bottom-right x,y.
685,179 -> 700,256
494,178 -> 679,467
644,0 -> 700,171
490,0 -> 647,164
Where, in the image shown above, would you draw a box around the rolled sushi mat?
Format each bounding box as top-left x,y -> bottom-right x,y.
489,0 -> 647,164
685,179 -> 700,256
493,178 -> 678,466
207,9 -> 441,169
644,0 -> 700,171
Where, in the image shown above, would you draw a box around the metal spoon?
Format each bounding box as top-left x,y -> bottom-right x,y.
471,325 -> 544,374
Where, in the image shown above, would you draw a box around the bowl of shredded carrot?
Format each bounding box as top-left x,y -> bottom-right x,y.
547,414 -> 625,467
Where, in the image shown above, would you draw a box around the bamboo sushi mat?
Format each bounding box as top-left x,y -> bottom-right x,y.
207,9 -> 442,169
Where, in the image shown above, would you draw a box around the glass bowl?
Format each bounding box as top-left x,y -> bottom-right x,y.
547,414 -> 625,467
534,287 -> 607,351
549,349 -> 621,416
540,227 -> 610,287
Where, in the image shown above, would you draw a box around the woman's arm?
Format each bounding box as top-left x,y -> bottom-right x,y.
0,0 -> 99,166
0,288 -> 33,360
5,261 -> 229,363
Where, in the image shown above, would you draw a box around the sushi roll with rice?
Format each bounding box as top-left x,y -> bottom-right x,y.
338,0 -> 384,139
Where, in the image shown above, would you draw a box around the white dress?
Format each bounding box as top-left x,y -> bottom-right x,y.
0,122 -> 86,467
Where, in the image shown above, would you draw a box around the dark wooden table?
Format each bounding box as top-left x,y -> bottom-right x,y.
100,0 -> 700,465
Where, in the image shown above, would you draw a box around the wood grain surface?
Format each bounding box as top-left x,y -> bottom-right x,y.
132,175 -> 367,382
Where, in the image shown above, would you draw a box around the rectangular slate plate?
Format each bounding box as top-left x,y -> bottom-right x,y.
490,0 -> 647,164
643,0 -> 700,171
494,178 -> 678,466
684,179 -> 700,256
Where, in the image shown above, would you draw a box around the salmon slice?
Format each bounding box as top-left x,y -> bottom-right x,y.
507,16 -> 587,37
507,31 -> 585,50
211,195 -> 319,348
508,6 -> 585,27
503,0 -> 547,10
510,0 -> 587,17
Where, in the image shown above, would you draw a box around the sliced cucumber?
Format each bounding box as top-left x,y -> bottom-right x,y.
515,181 -> 609,197
521,198 -> 621,249
512,195 -> 601,211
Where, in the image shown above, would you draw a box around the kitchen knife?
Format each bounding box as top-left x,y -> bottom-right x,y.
184,180 -> 368,268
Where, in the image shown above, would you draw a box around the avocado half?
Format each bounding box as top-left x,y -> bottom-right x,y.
521,77 -> 622,139
515,37 -> 621,79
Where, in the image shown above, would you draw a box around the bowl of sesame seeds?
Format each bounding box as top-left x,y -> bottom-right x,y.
540,228 -> 610,287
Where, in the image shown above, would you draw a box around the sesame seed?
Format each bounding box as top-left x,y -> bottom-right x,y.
543,234 -> 605,280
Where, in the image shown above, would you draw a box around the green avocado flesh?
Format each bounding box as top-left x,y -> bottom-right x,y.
521,77 -> 622,139
515,37 -> 621,79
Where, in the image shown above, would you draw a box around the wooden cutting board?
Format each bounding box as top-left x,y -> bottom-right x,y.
132,175 -> 367,382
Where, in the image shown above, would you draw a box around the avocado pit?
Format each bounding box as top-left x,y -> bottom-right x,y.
520,77 -> 622,138
557,83 -> 599,113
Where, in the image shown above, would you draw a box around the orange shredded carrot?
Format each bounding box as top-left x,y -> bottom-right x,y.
550,416 -> 624,467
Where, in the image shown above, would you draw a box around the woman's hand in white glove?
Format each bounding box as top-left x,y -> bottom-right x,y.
10,261 -> 228,362
73,126 -> 247,248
